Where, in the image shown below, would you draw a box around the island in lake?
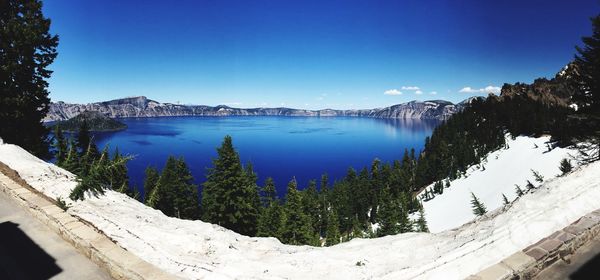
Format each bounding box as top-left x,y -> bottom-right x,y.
53,110 -> 127,132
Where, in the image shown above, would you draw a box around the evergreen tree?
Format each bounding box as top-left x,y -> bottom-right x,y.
376,186 -> 400,237
397,193 -> 413,233
433,181 -> 444,194
526,180 -> 535,190
415,208 -> 429,232
0,0 -> 59,158
531,169 -> 544,183
559,158 -> 573,175
62,140 -> 80,173
280,177 -> 314,245
470,192 -> 487,217
52,125 -> 68,165
502,193 -> 510,206
242,162 -> 261,236
69,148 -> 132,201
77,120 -> 91,154
302,180 -> 320,236
79,139 -> 100,176
257,177 -> 284,238
573,14 -> 600,161
111,147 -> 129,192
147,156 -> 199,219
515,184 -> 524,197
202,136 -> 259,236
260,177 -> 277,207
143,166 -> 160,204
325,209 -> 341,246
318,173 -> 330,236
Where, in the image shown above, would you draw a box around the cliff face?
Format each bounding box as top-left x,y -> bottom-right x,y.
499,62 -> 582,107
44,96 -> 464,122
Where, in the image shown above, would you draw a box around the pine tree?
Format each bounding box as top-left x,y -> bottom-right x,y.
143,166 -> 160,204
257,177 -> 285,238
69,147 -> 132,201
280,177 -> 314,245
515,184 -> 524,197
502,193 -> 510,206
62,140 -> 80,173
376,186 -> 400,237
111,147 -> 129,192
415,208 -> 429,232
302,180 -> 320,236
52,125 -> 68,165
531,169 -> 544,183
0,0 -> 59,158
318,173 -> 330,235
77,120 -> 91,155
397,193 -> 413,233
79,139 -> 100,176
147,156 -> 199,219
573,14 -> 600,161
325,209 -> 341,246
433,181 -> 444,194
559,158 -> 573,175
526,180 -> 535,190
202,136 -> 259,236
470,192 -> 487,217
242,162 -> 260,236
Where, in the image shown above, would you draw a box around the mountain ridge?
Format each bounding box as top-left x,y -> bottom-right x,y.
44,97 -> 471,122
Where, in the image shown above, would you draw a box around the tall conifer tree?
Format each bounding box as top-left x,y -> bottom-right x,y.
202,136 -> 259,236
0,0 -> 59,158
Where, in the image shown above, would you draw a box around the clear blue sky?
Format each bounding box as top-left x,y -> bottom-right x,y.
43,0 -> 599,109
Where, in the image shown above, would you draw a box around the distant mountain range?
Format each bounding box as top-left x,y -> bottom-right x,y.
44,96 -> 474,122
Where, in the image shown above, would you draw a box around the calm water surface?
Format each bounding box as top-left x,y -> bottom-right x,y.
92,116 -> 439,196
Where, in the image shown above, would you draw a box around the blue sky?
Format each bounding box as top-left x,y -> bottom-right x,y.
43,0 -> 599,109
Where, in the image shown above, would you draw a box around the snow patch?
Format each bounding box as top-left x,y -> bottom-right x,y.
420,135 -> 577,233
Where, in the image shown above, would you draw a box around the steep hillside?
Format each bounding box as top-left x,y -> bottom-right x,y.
44,96 -> 464,122
420,135 -> 577,233
1,139 -> 599,279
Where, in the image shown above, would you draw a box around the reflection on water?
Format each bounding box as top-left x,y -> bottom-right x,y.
80,116 -> 440,195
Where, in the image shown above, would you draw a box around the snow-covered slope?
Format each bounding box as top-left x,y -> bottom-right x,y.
1,139 -> 599,280
420,135 -> 577,233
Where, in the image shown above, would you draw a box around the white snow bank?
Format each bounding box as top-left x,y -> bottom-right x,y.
1,139 -> 599,280
420,135 -> 577,233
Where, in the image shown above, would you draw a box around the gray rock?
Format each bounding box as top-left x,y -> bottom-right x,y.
44,96 -> 466,122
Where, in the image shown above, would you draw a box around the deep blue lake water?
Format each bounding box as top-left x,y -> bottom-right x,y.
90,116 -> 439,196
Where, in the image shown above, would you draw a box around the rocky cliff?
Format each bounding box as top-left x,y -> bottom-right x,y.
44,96 -> 465,122
499,62 -> 582,107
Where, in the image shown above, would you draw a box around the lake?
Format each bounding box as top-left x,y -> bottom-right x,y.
91,116 -> 440,196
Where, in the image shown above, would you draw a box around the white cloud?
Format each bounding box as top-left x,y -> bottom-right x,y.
459,85 -> 501,94
384,89 -> 402,95
401,86 -> 420,91
415,90 -> 423,95
430,91 -> 438,95
484,86 -> 501,94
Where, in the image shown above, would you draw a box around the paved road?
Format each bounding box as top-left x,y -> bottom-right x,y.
0,190 -> 111,280
535,236 -> 600,280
